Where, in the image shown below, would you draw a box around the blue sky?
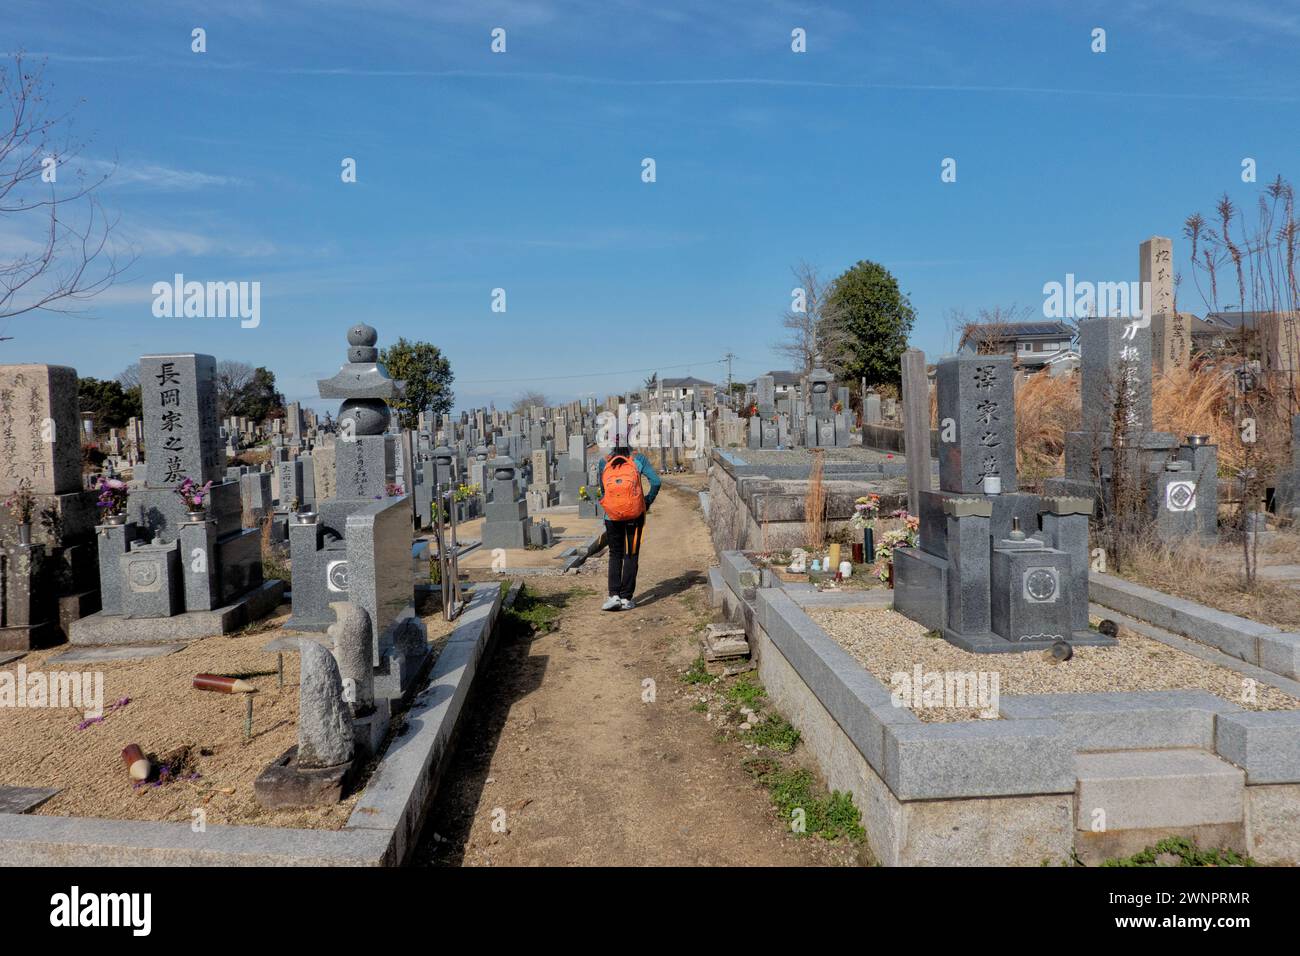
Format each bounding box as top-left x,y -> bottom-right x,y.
3,0 -> 1299,414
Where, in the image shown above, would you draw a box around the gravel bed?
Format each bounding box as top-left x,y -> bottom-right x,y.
808,607 -> 1300,723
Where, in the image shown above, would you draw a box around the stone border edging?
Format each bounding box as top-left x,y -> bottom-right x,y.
1090,571 -> 1300,680
720,551 -> 1300,801
0,581 -> 510,867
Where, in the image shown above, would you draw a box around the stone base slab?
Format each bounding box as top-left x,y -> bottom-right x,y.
253,746 -> 353,809
68,580 -> 285,645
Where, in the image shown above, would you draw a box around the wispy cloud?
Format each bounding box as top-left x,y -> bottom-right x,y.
18,51 -> 146,64
183,64 -> 1300,104
115,224 -> 277,258
89,159 -> 243,191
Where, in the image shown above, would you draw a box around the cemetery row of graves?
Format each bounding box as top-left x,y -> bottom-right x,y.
0,232 -> 1298,864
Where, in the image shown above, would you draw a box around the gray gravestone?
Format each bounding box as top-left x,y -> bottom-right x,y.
937,354 -> 1017,494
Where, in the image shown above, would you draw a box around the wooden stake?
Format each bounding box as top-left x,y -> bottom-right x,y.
244,696 -> 253,739
277,652 -> 284,690
193,673 -> 257,694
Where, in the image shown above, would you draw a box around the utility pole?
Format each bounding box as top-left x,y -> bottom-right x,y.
723,351 -> 736,405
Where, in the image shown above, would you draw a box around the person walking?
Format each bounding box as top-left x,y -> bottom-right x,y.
597,444 -> 661,610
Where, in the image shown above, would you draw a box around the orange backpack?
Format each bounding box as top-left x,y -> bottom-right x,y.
602,454 -> 645,521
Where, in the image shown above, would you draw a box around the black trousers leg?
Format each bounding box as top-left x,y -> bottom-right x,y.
618,516 -> 645,600
605,519 -> 625,596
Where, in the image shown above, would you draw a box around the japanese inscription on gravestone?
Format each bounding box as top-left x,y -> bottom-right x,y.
937,354 -> 1017,494
140,354 -> 222,487
0,365 -> 81,496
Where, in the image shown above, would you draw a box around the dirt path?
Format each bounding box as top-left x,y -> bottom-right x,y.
415,479 -> 855,867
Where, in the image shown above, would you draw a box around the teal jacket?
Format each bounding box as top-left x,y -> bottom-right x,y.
596,452 -> 661,510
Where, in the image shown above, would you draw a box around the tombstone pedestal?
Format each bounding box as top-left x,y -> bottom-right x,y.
0,543 -> 53,650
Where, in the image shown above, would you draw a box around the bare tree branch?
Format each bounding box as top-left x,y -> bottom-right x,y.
0,52 -> 131,331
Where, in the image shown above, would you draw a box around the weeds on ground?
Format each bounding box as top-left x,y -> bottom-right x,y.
1102,836 -> 1256,868
500,585 -> 566,636
743,760 -> 864,842
680,656 -> 713,685
744,713 -> 800,753
259,517 -> 290,582
724,674 -> 766,709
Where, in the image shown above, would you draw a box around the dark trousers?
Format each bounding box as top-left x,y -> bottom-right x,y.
605,515 -> 646,600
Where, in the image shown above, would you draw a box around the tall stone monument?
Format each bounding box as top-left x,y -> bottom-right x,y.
0,364 -> 101,648
70,354 -> 284,644
893,353 -> 1115,652
1142,236 -> 1190,374
1047,318 -> 1218,542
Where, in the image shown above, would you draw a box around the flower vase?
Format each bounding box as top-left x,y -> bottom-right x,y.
851,542 -> 864,563
17,522 -> 32,546
886,561 -> 895,589
104,513 -> 126,527
863,526 -> 875,559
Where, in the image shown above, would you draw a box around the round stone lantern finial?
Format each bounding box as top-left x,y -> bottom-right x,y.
347,324 -> 379,348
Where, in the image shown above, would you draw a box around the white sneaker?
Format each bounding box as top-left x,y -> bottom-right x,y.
620,598 -> 636,610
601,596 -> 622,611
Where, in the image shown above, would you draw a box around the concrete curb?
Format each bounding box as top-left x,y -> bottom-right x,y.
562,531 -> 606,572
0,582 -> 508,867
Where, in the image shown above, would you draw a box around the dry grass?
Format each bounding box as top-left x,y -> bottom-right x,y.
1014,372 -> 1078,484
1004,365 -> 1296,483
1119,536 -> 1300,630
1152,367 -> 1238,467
260,515 -> 290,582
805,449 -> 825,550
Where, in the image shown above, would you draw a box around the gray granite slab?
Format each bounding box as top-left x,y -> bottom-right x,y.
1215,711 -> 1300,784
0,786 -> 60,814
49,644 -> 186,663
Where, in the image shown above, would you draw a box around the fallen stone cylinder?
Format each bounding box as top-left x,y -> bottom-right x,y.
121,744 -> 150,781
193,674 -> 257,694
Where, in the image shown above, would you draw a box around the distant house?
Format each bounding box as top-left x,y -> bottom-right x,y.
958,321 -> 1077,370
657,376 -> 715,405
1195,312 -> 1300,369
748,370 -> 803,399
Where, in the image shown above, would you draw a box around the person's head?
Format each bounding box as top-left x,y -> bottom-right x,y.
612,444 -> 632,458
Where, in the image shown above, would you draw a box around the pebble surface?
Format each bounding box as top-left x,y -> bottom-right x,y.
808,607 -> 1300,723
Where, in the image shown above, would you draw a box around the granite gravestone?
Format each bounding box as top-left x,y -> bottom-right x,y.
482,457 -> 533,550
0,364 -> 101,647
893,351 -> 1114,653
1141,236 -> 1190,374
937,354 -> 1017,494
71,353 -> 281,645
1048,317 -> 1218,542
